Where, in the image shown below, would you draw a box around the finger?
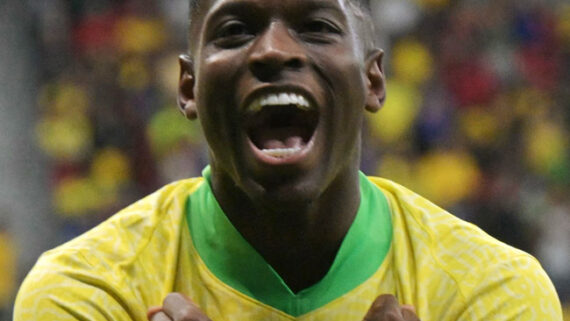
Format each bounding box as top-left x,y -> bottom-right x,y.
363,294 -> 403,320
147,306 -> 163,320
162,292 -> 212,321
149,311 -> 172,321
401,305 -> 415,314
401,307 -> 421,321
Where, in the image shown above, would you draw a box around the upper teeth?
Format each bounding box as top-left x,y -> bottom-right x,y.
247,93 -> 311,113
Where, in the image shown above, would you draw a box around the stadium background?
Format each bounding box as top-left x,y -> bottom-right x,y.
0,0 -> 568,319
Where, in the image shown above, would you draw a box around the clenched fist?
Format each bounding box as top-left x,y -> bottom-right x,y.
363,294 -> 420,321
147,293 -> 211,321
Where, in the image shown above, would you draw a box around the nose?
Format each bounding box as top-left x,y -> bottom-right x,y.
248,22 -> 306,81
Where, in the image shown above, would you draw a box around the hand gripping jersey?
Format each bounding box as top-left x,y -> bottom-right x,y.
14,168 -> 563,320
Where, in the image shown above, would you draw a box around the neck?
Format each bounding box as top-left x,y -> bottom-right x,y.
210,166 -> 361,293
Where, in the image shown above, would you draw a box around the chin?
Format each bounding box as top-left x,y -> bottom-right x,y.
244,173 -> 323,211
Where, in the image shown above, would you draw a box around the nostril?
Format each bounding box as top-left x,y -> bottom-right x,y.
250,61 -> 280,81
285,58 -> 303,69
249,56 -> 304,79
251,60 -> 269,70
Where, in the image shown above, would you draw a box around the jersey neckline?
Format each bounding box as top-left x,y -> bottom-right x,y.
186,166 -> 392,317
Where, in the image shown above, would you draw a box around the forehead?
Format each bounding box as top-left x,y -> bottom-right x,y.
194,0 -> 351,26
205,0 -> 347,9
203,0 -> 349,12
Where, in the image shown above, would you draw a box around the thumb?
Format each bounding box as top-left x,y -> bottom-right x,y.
147,306 -> 163,320
401,305 -> 421,321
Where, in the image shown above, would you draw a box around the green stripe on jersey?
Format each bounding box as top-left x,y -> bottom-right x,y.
186,166 -> 392,317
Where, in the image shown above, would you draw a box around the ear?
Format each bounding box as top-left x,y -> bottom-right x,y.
178,54 -> 197,120
364,49 -> 386,113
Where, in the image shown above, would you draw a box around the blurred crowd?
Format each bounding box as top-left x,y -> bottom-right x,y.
1,0 -> 569,317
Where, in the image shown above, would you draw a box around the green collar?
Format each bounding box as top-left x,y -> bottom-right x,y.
186,167 -> 392,316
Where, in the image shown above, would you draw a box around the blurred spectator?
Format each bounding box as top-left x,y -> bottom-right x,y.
0,221 -> 17,319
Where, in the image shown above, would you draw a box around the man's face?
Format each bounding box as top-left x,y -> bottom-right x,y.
183,0 -> 382,204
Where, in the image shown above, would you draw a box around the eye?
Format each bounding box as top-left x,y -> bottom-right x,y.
301,19 -> 341,35
298,18 -> 342,44
213,20 -> 254,47
217,21 -> 249,37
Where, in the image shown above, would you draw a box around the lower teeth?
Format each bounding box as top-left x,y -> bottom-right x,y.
261,146 -> 302,158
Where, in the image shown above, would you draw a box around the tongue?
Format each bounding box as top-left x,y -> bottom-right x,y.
256,127 -> 305,150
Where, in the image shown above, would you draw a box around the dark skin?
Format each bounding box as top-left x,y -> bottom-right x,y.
151,0 -> 420,319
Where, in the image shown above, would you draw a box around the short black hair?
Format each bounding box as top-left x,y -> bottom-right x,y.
187,0 -> 377,55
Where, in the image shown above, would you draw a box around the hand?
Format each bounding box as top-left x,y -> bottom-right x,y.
147,293 -> 418,321
147,293 -> 212,321
363,294 -> 420,321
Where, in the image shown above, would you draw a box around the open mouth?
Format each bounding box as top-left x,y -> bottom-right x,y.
244,92 -> 319,160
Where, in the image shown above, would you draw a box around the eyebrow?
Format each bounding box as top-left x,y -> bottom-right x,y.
293,0 -> 347,13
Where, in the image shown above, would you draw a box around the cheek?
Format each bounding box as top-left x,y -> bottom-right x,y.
195,52 -> 245,151
196,50 -> 243,117
322,54 -> 367,119
198,51 -> 242,97
335,57 -> 366,99
317,50 -> 367,149
315,50 -> 365,159
312,45 -> 366,99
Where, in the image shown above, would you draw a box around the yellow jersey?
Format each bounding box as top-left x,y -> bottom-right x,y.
14,170 -> 562,320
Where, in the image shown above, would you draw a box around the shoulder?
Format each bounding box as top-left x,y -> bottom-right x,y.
458,253 -> 563,320
14,178 -> 206,320
367,176 -> 529,271
47,177 -> 204,267
367,176 -> 563,320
